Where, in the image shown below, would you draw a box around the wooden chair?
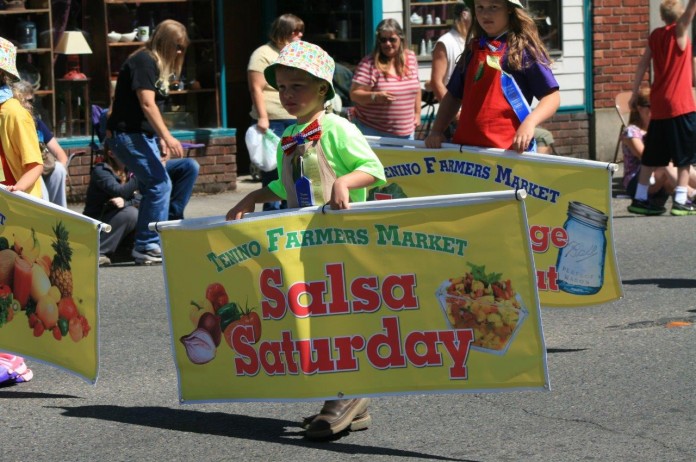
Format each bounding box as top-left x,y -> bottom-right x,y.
612,91 -> 632,163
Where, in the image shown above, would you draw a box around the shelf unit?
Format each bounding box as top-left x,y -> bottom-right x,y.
0,0 -> 55,129
277,0 -> 367,66
405,0 -> 461,63
86,0 -> 221,129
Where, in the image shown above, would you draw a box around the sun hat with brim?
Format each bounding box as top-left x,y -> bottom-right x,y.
465,0 -> 525,9
0,37 -> 20,82
264,40 -> 336,101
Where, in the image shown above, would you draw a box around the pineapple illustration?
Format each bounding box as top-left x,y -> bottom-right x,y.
50,221 -> 73,298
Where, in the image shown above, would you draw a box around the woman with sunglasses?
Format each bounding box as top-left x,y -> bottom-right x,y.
106,19 -> 189,265
349,19 -> 422,139
247,13 -> 304,211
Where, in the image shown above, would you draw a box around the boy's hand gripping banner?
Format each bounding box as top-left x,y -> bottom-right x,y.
368,141 -> 622,307
157,191 -> 548,403
0,188 -> 102,383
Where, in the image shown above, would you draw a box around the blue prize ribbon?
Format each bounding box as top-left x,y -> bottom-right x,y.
294,156 -> 315,206
501,73 -> 536,152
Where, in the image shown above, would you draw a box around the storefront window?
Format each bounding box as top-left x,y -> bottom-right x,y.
275,0 -> 368,65
528,0 -> 562,55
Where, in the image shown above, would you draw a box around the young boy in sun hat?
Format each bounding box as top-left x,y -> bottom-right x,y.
0,36 -> 44,197
226,40 -> 385,440
226,40 -> 385,216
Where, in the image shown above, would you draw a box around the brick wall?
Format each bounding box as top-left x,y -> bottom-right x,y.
544,113 -> 591,158
593,0 -> 650,109
64,136 -> 237,203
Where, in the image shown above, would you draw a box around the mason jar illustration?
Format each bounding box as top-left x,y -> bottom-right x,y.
555,201 -> 608,295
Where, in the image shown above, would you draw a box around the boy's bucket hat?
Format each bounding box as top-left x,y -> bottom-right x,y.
265,40 -> 336,101
465,0 -> 525,9
0,37 -> 20,82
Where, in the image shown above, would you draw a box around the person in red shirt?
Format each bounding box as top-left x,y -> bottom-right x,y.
628,0 -> 696,216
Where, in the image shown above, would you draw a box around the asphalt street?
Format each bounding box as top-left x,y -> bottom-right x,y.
1,174 -> 695,462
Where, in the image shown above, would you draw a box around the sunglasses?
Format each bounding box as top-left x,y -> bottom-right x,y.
379,37 -> 399,44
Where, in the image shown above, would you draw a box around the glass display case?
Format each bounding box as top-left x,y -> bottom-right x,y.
0,0 -> 55,128
405,0 -> 461,62
86,0 -> 221,128
277,0 -> 367,66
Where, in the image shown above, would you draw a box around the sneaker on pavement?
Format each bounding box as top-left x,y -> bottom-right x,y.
132,247 -> 162,265
98,255 -> 111,267
670,200 -> 696,216
627,199 -> 666,216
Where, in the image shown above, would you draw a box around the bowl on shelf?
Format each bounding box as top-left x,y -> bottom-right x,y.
410,13 -> 423,25
120,30 -> 138,42
107,31 -> 122,43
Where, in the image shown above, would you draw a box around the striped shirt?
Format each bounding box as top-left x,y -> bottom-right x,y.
351,51 -> 421,136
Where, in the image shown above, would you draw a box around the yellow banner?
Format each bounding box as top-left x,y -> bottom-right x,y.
369,146 -> 622,307
159,192 -> 548,402
0,189 -> 100,383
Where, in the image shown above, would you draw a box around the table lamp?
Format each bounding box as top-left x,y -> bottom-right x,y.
54,31 -> 92,80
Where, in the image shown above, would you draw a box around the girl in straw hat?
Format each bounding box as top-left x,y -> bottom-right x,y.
0,36 -> 44,197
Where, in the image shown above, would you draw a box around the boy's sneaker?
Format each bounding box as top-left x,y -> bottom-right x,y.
627,199 -> 666,216
132,247 -> 162,265
670,200 -> 696,216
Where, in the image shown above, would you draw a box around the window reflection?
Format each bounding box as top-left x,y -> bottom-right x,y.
528,0 -> 562,55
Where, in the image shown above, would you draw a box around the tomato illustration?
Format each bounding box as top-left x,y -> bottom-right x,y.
205,283 -> 229,312
58,296 -> 79,320
242,311 -> 261,343
223,310 -> 261,349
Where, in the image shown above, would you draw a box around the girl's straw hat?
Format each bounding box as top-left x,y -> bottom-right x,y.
264,40 -> 336,100
0,37 -> 20,81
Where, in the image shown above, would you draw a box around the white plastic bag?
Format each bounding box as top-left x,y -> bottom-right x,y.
245,125 -> 280,172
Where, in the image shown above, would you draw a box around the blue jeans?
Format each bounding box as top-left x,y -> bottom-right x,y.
166,158 -> 199,220
42,162 -> 67,207
259,119 -> 294,211
110,132 -> 172,252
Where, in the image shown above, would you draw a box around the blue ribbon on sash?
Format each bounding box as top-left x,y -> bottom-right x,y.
500,72 -> 537,152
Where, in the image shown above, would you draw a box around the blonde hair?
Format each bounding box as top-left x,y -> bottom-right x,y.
371,19 -> 410,78
10,80 -> 34,115
468,2 -> 551,71
660,0 -> 684,24
133,19 -> 189,95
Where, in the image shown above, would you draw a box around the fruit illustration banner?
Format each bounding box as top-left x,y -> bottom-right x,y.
368,142 -> 621,307
0,188 -> 100,383
157,191 -> 548,402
